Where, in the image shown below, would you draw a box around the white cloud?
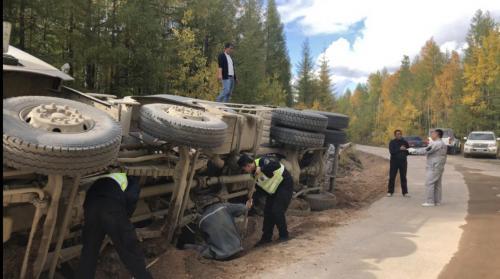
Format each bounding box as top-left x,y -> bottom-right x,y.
278,0 -> 500,93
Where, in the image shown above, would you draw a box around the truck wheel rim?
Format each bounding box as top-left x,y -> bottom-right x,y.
164,105 -> 208,122
20,103 -> 95,133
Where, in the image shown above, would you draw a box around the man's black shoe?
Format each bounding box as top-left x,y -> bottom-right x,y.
277,236 -> 292,244
254,238 -> 272,248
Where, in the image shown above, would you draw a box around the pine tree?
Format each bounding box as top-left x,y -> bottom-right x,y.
465,10 -> 496,63
232,0 -> 267,104
317,54 -> 335,110
296,39 -> 315,106
264,0 -> 292,106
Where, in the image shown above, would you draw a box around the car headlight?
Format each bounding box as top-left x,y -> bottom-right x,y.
488,143 -> 497,147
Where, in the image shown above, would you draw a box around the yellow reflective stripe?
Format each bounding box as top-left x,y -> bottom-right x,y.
102,173 -> 128,192
255,164 -> 285,194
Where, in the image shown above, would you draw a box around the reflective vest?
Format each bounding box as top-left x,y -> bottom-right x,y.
254,158 -> 285,194
101,173 -> 128,192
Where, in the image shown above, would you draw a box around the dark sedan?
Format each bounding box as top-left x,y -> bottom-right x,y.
404,136 -> 427,148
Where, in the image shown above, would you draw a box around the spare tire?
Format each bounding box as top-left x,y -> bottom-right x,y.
273,108 -> 327,132
3,96 -> 122,176
304,192 -> 337,211
324,129 -> 347,145
271,126 -> 324,148
304,110 -> 349,130
139,103 -> 227,148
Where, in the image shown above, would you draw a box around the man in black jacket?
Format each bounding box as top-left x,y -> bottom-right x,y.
388,130 -> 410,197
77,173 -> 152,279
216,42 -> 237,102
238,154 -> 293,246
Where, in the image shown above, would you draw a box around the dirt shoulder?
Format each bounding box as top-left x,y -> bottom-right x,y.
438,165 -> 500,279
147,151 -> 389,279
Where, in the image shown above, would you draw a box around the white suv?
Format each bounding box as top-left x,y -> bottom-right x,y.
463,131 -> 499,158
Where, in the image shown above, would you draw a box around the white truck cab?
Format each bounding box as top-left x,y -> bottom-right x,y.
463,131 -> 499,158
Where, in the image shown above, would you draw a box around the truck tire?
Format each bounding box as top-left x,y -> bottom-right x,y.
324,129 -> 347,145
3,96 -> 122,176
287,198 -> 311,217
139,103 -> 227,148
270,126 -> 324,148
304,192 -> 337,211
273,108 -> 327,132
304,110 -> 349,130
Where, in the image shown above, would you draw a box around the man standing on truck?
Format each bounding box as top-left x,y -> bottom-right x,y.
216,42 -> 237,103
238,154 -> 293,246
77,172 -> 153,279
387,129 -> 410,197
409,129 -> 448,207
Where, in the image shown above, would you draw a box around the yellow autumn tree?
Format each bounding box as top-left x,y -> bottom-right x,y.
463,28 -> 500,132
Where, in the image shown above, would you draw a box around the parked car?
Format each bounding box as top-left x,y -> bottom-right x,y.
404,136 -> 427,148
463,131 -> 499,158
428,128 -> 461,154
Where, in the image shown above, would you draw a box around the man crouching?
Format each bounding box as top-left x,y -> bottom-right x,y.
184,195 -> 251,260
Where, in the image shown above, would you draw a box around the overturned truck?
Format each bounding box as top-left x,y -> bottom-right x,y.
2,33 -> 349,279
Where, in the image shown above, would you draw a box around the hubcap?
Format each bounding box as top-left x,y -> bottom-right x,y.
165,106 -> 207,121
22,103 -> 94,133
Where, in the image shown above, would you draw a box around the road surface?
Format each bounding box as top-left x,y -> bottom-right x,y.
255,145 -> 500,279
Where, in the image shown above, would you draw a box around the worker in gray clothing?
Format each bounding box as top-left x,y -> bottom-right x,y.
409,129 -> 448,207
184,196 -> 252,260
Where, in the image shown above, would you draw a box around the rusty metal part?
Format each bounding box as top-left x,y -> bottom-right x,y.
3,187 -> 45,206
3,217 -> 13,243
3,187 -> 48,278
123,165 -> 176,177
117,153 -> 178,163
201,174 -> 253,188
329,144 -> 341,192
20,198 -> 47,279
178,151 -> 200,229
48,176 -> 81,278
118,149 -> 149,158
2,168 -> 35,179
163,146 -> 191,241
33,175 -> 63,279
22,103 -> 94,133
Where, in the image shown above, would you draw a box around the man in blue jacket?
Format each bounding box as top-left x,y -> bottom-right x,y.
216,42 -> 237,102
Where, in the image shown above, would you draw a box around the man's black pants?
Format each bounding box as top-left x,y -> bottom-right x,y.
77,197 -> 152,279
262,172 -> 293,241
388,159 -> 408,194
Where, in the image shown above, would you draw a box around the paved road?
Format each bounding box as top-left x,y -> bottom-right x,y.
257,145 -> 500,279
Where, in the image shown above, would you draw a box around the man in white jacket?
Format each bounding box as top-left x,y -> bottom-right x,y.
409,129 -> 448,207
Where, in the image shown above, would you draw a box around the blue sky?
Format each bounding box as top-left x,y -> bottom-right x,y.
275,0 -> 500,95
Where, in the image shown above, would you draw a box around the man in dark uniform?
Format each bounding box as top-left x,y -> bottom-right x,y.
238,154 -> 293,246
387,130 -> 410,197
77,173 -> 153,279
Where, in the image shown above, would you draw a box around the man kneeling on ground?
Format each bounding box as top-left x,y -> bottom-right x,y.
184,195 -> 252,260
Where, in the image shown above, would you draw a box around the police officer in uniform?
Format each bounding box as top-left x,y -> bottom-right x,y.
77,172 -> 153,279
237,154 -> 293,246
